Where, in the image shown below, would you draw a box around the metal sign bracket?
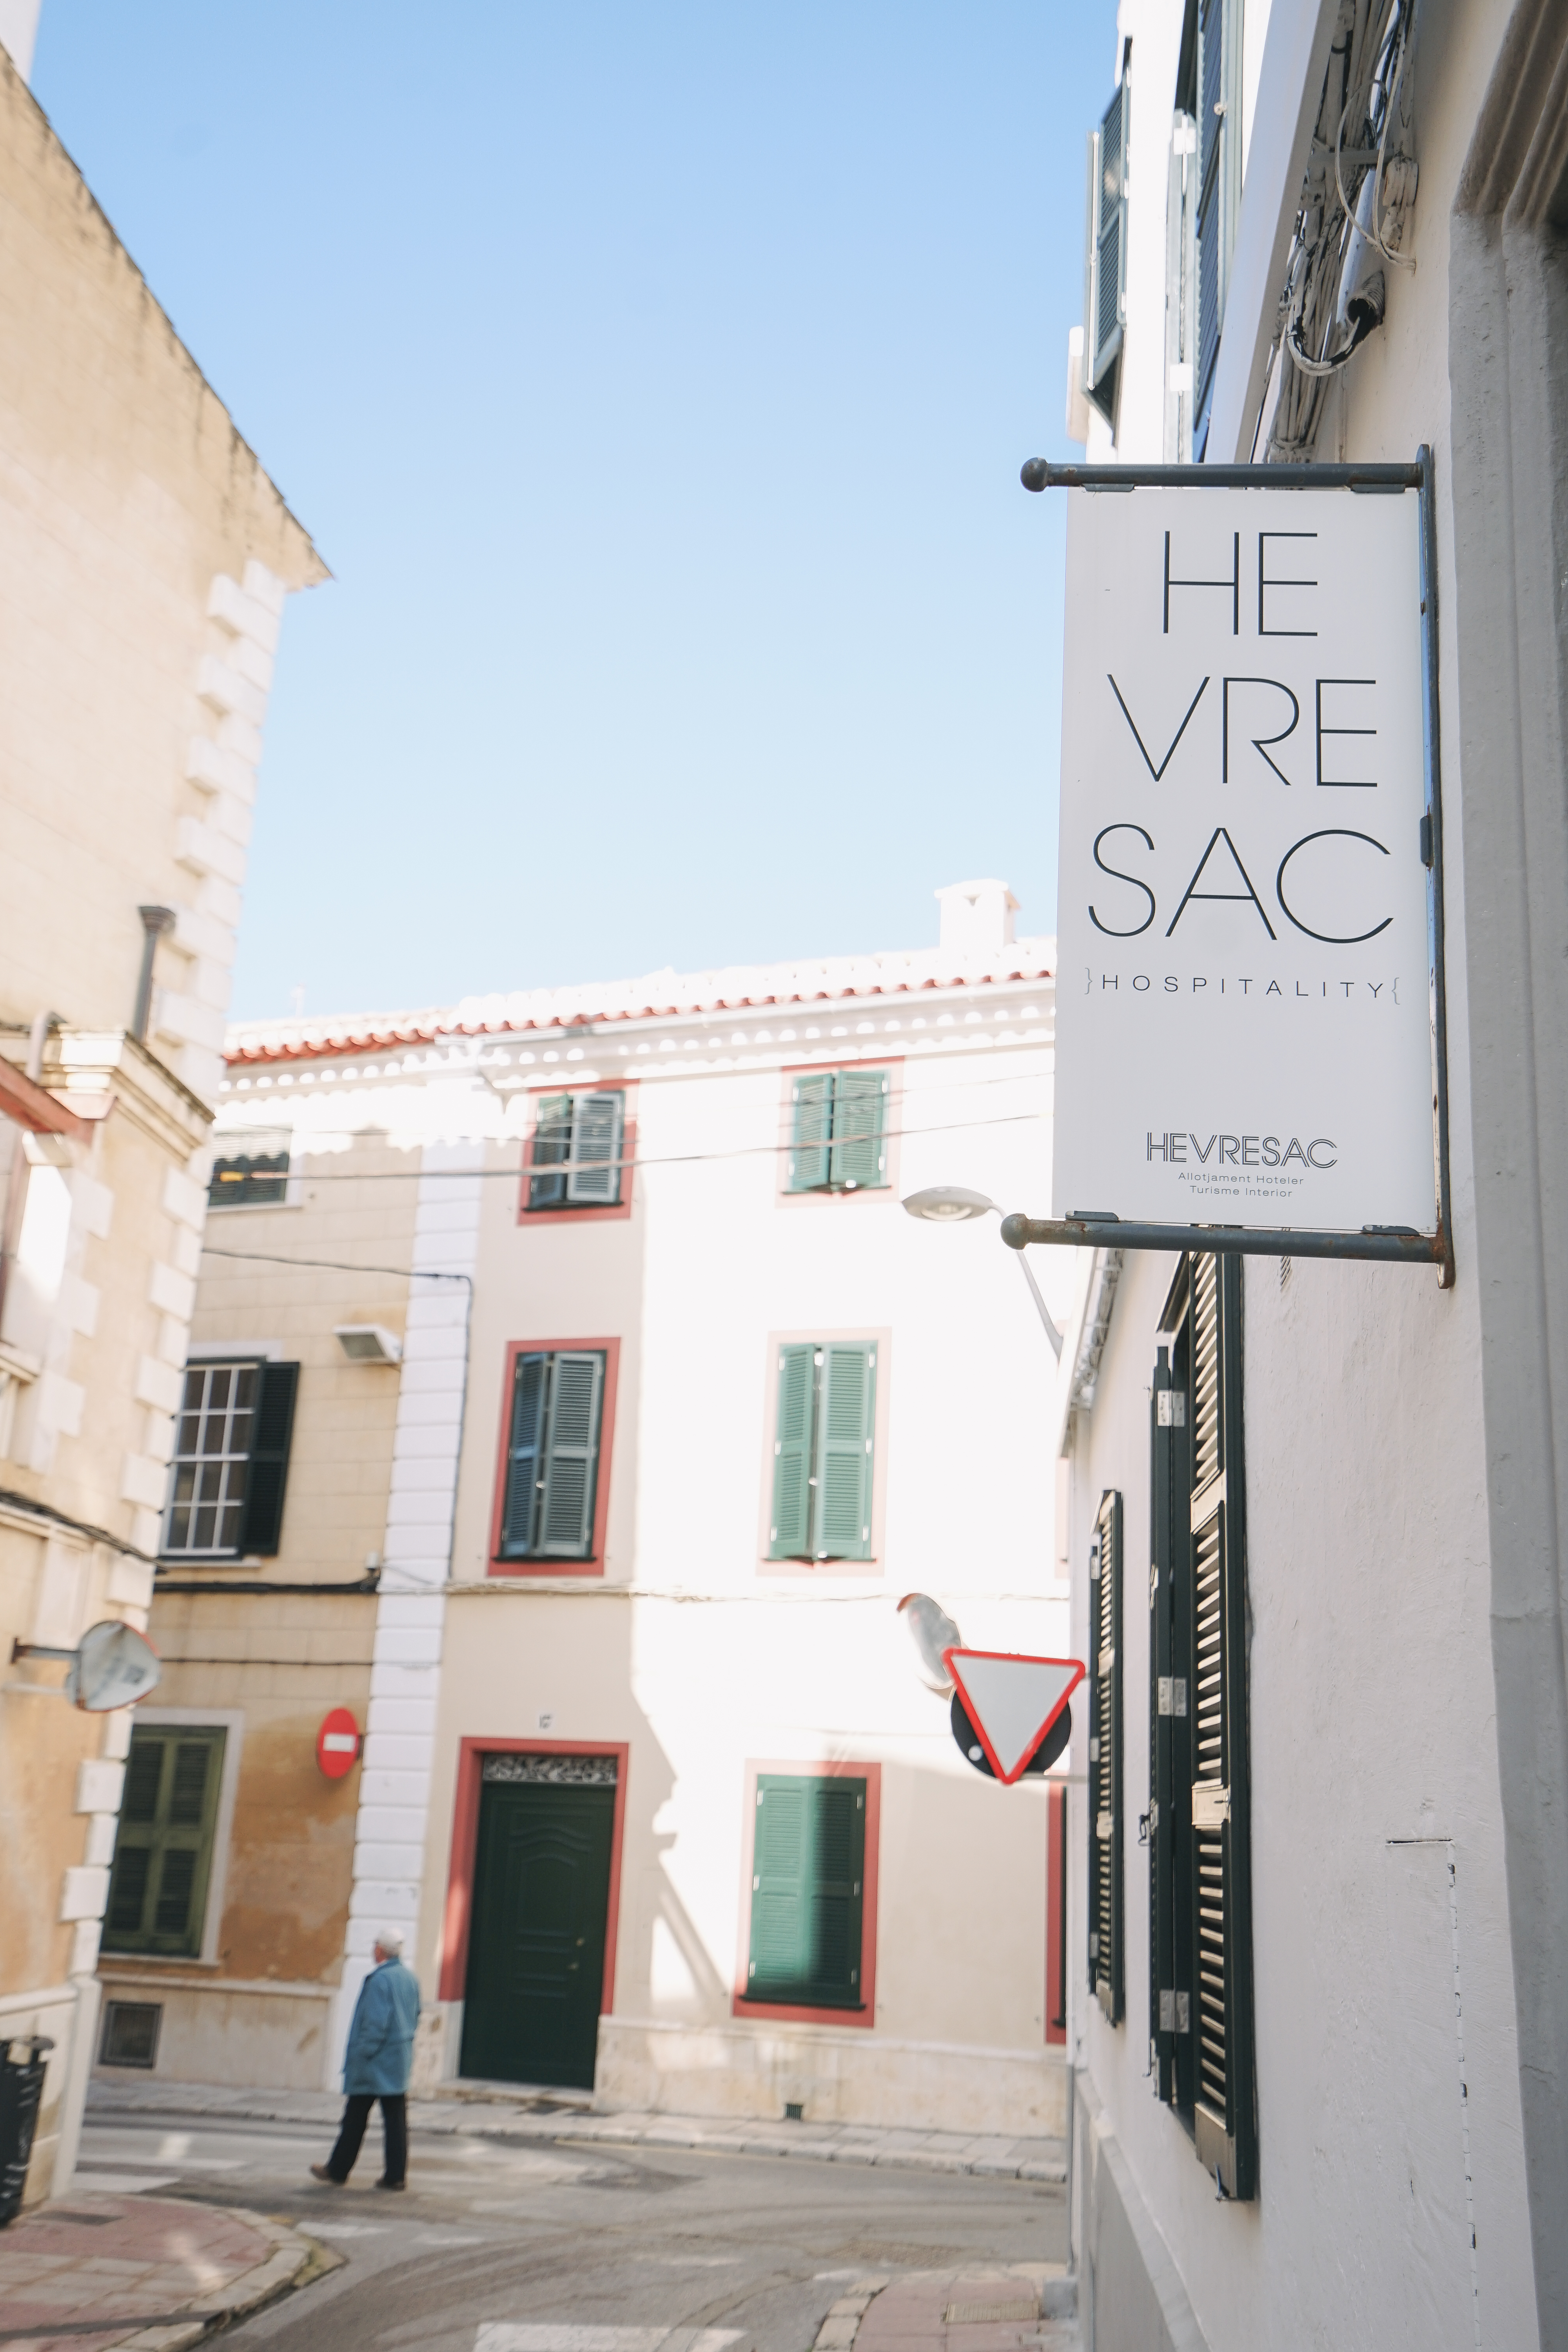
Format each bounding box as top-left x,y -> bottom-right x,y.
1017,447 -> 1455,1287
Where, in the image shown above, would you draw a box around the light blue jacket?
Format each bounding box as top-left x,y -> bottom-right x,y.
343,1956 -> 420,2096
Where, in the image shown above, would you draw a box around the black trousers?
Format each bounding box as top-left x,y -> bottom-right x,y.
326,2092 -> 407,2185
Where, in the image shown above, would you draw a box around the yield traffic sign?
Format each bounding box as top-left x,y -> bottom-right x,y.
942,1648 -> 1085,1785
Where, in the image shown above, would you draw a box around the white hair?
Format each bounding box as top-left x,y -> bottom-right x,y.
375,1927 -> 405,1956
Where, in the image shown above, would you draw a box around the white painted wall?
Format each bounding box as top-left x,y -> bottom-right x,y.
1058,0 -> 1546,2344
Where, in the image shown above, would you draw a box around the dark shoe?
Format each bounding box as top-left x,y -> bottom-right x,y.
374,2177 -> 406,2191
310,2163 -> 343,2185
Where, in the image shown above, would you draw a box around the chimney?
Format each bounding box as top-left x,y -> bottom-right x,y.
935,880 -> 1019,958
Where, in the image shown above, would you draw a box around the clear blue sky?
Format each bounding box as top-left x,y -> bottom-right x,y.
36,3 -> 1116,1019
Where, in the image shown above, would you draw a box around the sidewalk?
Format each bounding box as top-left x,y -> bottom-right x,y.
0,2194 -> 327,2352
85,2079 -> 1066,2184
813,2266 -> 1080,2352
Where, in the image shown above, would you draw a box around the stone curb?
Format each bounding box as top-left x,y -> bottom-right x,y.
72,2211 -> 337,2352
816,2265 -> 1080,2352
811,2276 -> 891,2352
84,2087 -> 1067,2183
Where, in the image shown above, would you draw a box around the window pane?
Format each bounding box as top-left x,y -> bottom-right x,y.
163,1361 -> 263,1558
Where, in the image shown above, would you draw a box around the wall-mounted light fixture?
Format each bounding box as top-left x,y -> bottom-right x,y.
334,1324 -> 403,1365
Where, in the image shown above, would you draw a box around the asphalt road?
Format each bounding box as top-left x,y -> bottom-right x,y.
78,2113 -> 1066,2352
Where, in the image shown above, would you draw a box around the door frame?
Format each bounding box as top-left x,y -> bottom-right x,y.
437,1739 -> 630,2018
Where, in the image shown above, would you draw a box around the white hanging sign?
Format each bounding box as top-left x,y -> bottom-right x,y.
1052,485 -> 1434,1234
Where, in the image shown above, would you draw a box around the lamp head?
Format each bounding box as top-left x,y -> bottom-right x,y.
901,1185 -> 996,1223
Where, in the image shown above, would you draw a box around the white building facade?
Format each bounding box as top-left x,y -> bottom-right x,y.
183,885 -> 1081,2138
1054,2 -> 1568,2348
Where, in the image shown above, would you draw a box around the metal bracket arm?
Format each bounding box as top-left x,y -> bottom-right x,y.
1000,1213 -> 1445,1267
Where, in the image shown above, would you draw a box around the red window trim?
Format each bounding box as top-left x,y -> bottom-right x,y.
518,1080 -> 637,1226
488,1336 -> 621,1579
731,1758 -> 880,2029
437,1737 -> 630,2010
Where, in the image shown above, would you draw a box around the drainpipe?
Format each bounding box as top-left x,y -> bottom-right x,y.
131,907 -> 175,1045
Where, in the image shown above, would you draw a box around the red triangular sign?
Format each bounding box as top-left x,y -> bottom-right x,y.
943,1648 -> 1086,1785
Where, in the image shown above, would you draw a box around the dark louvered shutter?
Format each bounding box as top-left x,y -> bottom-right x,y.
239,1362 -> 298,1555
537,1351 -> 606,1558
102,1726 -> 226,1958
1194,0 -> 1241,452
829,1069 -> 888,1191
1084,80 -> 1130,426
1088,1488 -> 1123,2020
748,1774 -> 865,2008
1149,1338 -> 1194,2103
813,1343 -> 876,1561
566,1092 -> 624,1205
528,1094 -> 573,1207
1186,1252 -> 1256,2197
788,1074 -> 834,1191
500,1352 -> 548,1556
769,1345 -> 815,1558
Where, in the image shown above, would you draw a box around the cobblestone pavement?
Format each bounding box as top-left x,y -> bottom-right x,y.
0,2193 -> 323,2352
65,2102 -> 1071,2352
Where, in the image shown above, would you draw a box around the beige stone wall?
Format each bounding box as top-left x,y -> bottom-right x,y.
118,1593 -> 375,1989
107,1134 -> 419,2089
0,47 -> 319,2194
188,1135 -> 417,1579
0,51 -> 322,1069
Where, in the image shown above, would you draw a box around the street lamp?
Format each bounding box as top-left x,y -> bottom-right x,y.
902,1186 -> 1063,1358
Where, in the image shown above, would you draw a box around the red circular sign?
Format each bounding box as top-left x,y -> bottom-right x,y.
317,1707 -> 361,1779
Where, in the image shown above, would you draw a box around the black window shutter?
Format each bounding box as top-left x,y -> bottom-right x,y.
1187,1251 -> 1256,2198
1088,1488 -> 1124,2022
239,1362 -> 298,1555
1194,0 -> 1242,453
1150,1336 -> 1195,2105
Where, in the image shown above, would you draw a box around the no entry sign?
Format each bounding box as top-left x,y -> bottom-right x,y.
1052,479 -> 1436,1236
317,1707 -> 361,1779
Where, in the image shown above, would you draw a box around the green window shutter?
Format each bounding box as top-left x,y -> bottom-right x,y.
1085,78 -> 1130,426
537,1351 -> 606,1558
239,1362 -> 298,1556
1185,1251 -> 1256,2198
566,1091 -> 624,1206
501,1352 -> 549,1557
528,1093 -> 573,1208
829,1069 -> 889,1191
1088,1490 -> 1124,2021
813,1343 -> 876,1561
769,1344 -> 815,1559
747,1773 -> 866,2008
102,1727 -> 227,1958
788,1073 -> 834,1192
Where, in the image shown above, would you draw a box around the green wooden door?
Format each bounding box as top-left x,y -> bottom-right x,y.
460,1776 -> 615,2089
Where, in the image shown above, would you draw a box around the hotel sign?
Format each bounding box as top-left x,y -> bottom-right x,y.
1051,479 -> 1439,1238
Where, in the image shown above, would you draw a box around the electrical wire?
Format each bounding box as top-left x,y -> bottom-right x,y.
1261,0 -> 1419,459
203,1103 -> 1048,1186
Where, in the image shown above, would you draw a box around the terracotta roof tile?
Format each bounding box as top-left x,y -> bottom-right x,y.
225,938 -> 1056,1066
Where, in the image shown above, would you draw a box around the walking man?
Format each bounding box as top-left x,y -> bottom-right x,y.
311,1929 -> 420,2190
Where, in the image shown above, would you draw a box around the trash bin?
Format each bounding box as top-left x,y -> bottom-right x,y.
0,2037 -> 54,2227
